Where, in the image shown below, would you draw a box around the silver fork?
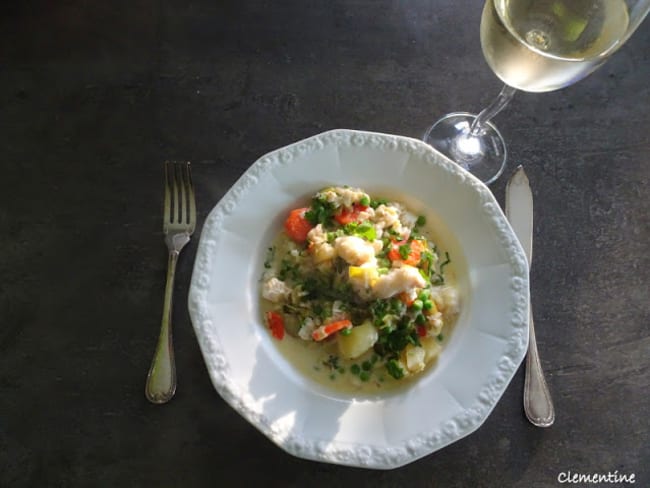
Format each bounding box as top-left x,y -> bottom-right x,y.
145,161 -> 196,404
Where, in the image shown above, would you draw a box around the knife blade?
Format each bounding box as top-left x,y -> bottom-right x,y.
505,165 -> 555,427
505,165 -> 533,262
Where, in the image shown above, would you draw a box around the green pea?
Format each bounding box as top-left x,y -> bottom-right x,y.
411,299 -> 423,311
423,299 -> 434,310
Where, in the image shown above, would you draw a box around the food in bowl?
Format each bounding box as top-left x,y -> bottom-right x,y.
260,186 -> 460,392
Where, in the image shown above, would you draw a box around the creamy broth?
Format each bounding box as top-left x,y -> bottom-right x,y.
264,299 -> 457,394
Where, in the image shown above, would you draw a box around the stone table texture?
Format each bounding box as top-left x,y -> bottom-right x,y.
1,0 -> 649,486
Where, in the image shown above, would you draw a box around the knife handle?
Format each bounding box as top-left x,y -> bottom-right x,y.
523,306 -> 555,427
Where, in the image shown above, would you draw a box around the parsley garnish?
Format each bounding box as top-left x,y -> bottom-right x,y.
398,243 -> 411,260
305,197 -> 335,226
263,246 -> 275,269
386,359 -> 404,380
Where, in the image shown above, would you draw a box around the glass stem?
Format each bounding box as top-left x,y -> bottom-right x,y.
470,84 -> 517,136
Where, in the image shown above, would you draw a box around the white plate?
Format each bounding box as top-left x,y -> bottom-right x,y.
188,129 -> 529,469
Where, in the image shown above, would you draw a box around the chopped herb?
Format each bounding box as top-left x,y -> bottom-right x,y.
359,371 -> 371,382
416,215 -> 426,227
385,329 -> 410,353
419,268 -> 429,283
343,222 -> 357,235
386,359 -> 405,380
439,252 -> 451,274
312,303 -> 325,318
398,243 -> 411,260
389,298 -> 406,316
350,364 -> 361,375
278,260 -> 298,281
361,360 -> 372,371
407,331 -> 421,347
437,333 -> 444,342
323,355 -> 340,370
355,222 -> 376,241
264,246 -> 275,269
370,198 -> 388,209
421,251 -> 436,270
305,197 -> 335,226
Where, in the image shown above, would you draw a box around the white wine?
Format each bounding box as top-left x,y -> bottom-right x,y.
481,0 -> 630,92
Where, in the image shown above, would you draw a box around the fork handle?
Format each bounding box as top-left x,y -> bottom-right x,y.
523,306 -> 555,427
145,250 -> 179,404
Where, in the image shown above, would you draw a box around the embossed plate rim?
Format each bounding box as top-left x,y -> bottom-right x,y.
188,129 -> 529,469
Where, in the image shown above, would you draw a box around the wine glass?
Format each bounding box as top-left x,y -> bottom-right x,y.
424,0 -> 650,184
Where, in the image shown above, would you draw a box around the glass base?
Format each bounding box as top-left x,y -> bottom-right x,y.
423,112 -> 507,185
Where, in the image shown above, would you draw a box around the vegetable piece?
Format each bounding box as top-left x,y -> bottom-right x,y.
348,265 -> 379,290
265,311 -> 285,340
284,208 -> 314,243
420,336 -> 442,361
305,198 -> 335,225
387,239 -> 426,266
398,291 -> 416,306
334,203 -> 368,225
345,221 -> 376,241
312,319 -> 352,341
338,321 -> 378,359
403,344 -> 426,372
386,359 -> 405,379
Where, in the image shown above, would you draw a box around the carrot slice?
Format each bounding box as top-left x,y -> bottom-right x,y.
312,319 -> 352,341
265,311 -> 285,340
398,291 -> 416,306
284,208 -> 313,243
334,203 -> 368,225
387,239 -> 426,266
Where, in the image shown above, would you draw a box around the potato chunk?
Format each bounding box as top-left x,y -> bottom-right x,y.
420,336 -> 442,362
402,344 -> 426,373
338,321 -> 378,359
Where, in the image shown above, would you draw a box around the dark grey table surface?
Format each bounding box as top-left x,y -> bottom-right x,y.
2,1 -> 649,486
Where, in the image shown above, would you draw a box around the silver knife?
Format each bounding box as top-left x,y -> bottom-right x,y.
506,166 -> 555,427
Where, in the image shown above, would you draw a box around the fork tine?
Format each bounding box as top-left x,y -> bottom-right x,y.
172,162 -> 180,224
163,162 -> 172,226
186,163 -> 196,231
178,163 -> 187,225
